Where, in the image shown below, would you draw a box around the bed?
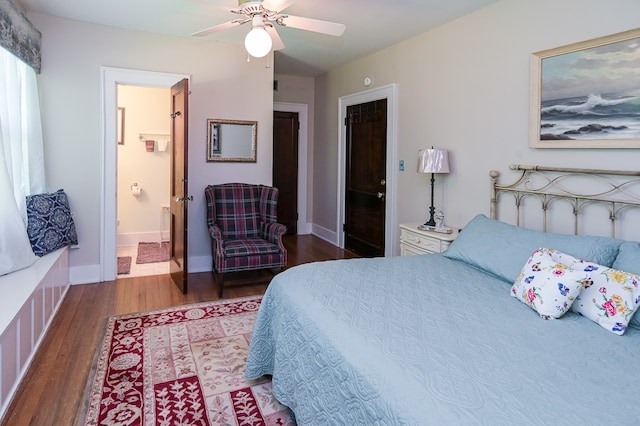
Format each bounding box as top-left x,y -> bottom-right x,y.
245,166 -> 640,425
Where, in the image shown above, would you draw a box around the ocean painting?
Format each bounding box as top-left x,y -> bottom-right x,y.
532,30 -> 640,148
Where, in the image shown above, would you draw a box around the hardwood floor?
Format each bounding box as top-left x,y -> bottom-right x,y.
1,235 -> 358,426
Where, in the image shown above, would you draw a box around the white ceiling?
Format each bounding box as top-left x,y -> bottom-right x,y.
16,0 -> 499,76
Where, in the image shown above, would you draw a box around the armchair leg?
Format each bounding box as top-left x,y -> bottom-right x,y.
212,270 -> 224,298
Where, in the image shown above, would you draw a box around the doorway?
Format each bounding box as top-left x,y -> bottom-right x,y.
344,99 -> 387,257
100,67 -> 190,282
115,84 -> 171,278
273,110 -> 299,235
273,102 -> 310,234
337,84 -> 398,256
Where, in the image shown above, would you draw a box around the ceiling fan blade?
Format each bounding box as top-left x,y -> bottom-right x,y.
278,14 -> 345,36
265,26 -> 285,50
190,19 -> 247,37
262,0 -> 296,12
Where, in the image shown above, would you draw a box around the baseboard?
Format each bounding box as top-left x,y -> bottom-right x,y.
311,224 -> 339,246
70,255 -> 212,284
71,226 -> 339,284
70,264 -> 101,285
188,255 -> 212,273
297,222 -> 312,235
117,232 -> 167,247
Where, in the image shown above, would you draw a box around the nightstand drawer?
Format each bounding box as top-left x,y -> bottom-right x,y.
400,229 -> 441,252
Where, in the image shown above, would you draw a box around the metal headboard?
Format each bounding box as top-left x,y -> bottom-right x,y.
490,165 -> 640,239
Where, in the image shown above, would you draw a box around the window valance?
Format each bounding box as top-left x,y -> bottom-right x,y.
0,0 -> 41,73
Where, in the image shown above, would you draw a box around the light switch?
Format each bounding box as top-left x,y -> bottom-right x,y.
399,160 -> 405,171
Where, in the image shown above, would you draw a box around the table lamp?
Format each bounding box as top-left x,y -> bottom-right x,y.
417,148 -> 450,227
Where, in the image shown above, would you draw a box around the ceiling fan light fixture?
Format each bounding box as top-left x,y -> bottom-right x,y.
245,25 -> 272,58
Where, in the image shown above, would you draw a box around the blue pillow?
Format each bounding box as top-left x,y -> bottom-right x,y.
611,241 -> 640,329
26,189 -> 78,256
612,241 -> 640,275
443,214 -> 621,283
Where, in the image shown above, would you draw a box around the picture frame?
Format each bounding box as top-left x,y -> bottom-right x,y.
529,28 -> 640,149
117,107 -> 125,145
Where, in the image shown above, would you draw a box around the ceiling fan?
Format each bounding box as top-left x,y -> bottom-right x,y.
191,0 -> 346,58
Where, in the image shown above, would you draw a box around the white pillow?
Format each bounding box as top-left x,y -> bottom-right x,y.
511,248 -> 590,319
569,260 -> 640,335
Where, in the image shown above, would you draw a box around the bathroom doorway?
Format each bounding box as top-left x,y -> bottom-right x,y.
100,67 -> 189,283
115,85 -> 171,278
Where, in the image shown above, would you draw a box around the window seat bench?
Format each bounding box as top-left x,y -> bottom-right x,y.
0,246 -> 70,420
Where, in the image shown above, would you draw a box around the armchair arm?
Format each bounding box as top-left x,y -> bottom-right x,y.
208,224 -> 225,271
261,222 -> 287,250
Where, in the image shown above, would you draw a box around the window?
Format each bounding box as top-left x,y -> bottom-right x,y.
0,46 -> 46,274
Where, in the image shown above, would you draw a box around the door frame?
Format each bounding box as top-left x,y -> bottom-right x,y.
100,67 -> 190,281
273,102 -> 310,234
337,84 -> 398,256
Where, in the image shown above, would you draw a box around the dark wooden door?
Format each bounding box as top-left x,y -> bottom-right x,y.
273,111 -> 299,235
344,99 -> 387,257
169,79 -> 189,293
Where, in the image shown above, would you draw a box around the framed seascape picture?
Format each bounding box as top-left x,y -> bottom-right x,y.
530,28 -> 640,148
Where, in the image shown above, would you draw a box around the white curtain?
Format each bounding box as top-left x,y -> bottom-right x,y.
0,46 -> 47,275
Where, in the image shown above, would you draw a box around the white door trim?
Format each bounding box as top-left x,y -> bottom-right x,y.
100,67 -> 190,281
273,102 -> 310,234
337,84 -> 398,256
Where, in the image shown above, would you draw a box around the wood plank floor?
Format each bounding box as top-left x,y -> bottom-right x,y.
1,235 -> 358,426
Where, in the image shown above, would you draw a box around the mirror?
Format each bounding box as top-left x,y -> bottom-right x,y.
206,119 -> 257,162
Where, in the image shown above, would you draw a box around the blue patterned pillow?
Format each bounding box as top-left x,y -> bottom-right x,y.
26,189 -> 78,256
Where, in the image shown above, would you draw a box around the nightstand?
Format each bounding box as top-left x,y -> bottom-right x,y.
399,223 -> 458,256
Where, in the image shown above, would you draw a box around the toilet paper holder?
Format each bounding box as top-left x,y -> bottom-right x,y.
131,182 -> 142,197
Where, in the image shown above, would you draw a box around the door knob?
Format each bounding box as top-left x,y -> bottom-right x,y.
377,192 -> 385,199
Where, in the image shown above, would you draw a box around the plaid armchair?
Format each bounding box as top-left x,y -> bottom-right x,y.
205,183 -> 288,296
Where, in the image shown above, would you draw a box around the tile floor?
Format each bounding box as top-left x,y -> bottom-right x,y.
117,245 -> 170,278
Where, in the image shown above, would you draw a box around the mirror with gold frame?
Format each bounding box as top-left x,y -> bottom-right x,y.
206,118 -> 257,162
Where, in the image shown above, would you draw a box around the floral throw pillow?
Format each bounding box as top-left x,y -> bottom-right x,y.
570,260 -> 640,335
511,248 -> 590,319
26,189 -> 78,256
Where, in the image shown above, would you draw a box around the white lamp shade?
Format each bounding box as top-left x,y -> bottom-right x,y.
417,148 -> 450,174
245,27 -> 272,58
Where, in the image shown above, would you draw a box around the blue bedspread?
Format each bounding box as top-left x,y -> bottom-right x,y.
245,254 -> 640,425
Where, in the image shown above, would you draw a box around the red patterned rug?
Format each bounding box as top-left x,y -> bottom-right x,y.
136,241 -> 170,264
83,296 -> 295,425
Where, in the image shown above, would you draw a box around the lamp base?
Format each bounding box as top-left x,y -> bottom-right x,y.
424,204 -> 436,228
423,219 -> 436,227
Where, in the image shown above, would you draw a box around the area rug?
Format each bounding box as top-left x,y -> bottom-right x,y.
136,241 -> 170,264
83,296 -> 294,425
117,256 -> 132,275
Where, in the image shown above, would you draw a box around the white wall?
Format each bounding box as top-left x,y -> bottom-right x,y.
313,0 -> 640,253
28,12 -> 274,283
117,85 -> 170,243
29,0 -> 640,277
